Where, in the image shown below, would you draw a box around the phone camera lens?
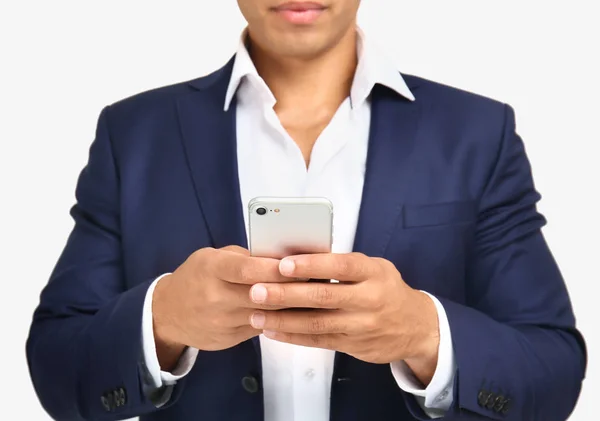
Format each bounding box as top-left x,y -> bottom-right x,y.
256,207 -> 267,216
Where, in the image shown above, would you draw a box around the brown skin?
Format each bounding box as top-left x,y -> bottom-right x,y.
153,246 -> 289,369
252,254 -> 440,385
154,0 -> 439,386
155,249 -> 440,385
238,0 -> 359,165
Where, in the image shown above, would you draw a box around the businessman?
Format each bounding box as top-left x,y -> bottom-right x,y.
27,1 -> 586,420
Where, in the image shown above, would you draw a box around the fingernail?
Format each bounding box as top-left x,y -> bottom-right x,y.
251,284 -> 268,303
279,258 -> 296,276
250,313 -> 265,329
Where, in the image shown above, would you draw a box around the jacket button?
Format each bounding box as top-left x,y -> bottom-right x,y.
117,388 -> 127,407
493,395 -> 506,412
485,393 -> 497,410
477,390 -> 491,407
241,376 -> 260,394
101,395 -> 111,411
500,398 -> 512,414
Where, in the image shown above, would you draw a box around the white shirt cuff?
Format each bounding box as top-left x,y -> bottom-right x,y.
390,292 -> 456,418
141,273 -> 199,388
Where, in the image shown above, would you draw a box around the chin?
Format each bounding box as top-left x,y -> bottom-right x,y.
276,44 -> 328,59
269,32 -> 334,59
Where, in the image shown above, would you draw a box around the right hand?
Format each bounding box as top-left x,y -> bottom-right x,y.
152,245 -> 288,364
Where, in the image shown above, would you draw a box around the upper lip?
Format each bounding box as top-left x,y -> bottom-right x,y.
273,1 -> 327,11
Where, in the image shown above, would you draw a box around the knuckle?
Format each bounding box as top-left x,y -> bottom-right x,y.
359,293 -> 373,310
221,245 -> 249,255
309,316 -> 327,333
275,286 -> 286,304
362,314 -> 379,332
368,291 -> 384,310
359,283 -> 383,308
371,256 -> 386,265
203,285 -> 223,307
309,286 -> 334,305
274,314 -> 285,330
371,286 -> 385,303
210,313 -> 229,328
323,336 -> 336,349
237,263 -> 254,283
339,288 -> 354,306
192,248 -> 217,274
194,247 -> 215,261
375,257 -> 394,273
234,325 -> 251,335
335,257 -> 352,276
350,252 -> 368,268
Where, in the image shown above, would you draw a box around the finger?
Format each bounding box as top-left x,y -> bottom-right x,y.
249,309 -> 366,334
248,282 -> 368,309
262,330 -> 342,351
234,325 -> 262,342
208,307 -> 287,330
221,245 -> 251,256
211,250 -> 290,285
212,308 -> 255,328
220,281 -> 290,310
278,253 -> 381,282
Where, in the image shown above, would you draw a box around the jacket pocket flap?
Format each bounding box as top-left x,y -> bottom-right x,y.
403,201 -> 476,228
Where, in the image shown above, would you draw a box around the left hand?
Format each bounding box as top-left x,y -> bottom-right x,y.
247,253 -> 440,381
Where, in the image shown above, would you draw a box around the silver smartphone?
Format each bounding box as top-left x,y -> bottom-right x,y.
248,197 -> 333,259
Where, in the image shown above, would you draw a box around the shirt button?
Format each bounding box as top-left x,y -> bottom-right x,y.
241,376 -> 260,394
305,369 -> 315,379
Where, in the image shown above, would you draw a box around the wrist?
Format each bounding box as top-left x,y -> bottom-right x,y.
404,291 -> 440,386
152,275 -> 186,371
153,275 -> 176,342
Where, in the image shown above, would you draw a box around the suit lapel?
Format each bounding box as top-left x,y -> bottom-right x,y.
177,60 -> 263,359
177,61 -> 248,250
353,84 -> 422,258
333,85 -> 423,386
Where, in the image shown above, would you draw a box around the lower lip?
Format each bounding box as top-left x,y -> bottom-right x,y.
275,8 -> 325,24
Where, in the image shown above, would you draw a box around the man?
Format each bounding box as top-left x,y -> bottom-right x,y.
27,0 -> 586,420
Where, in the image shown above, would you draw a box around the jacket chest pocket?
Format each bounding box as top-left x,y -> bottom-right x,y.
403,200 -> 476,228
386,201 -> 477,298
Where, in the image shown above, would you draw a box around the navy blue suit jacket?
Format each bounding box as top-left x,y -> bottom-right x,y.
27,59 -> 586,421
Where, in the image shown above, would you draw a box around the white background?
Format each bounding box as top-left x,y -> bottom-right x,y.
1,1 -> 598,420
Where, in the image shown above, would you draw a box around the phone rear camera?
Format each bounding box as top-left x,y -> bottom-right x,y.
256,207 -> 267,216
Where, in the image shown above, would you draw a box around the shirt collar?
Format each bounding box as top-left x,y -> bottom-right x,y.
223,27 -> 415,112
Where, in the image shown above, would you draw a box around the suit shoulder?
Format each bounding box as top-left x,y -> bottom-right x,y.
110,80 -> 194,109
401,74 -> 516,167
104,67 -> 225,121
403,74 -> 506,116
402,74 -> 512,147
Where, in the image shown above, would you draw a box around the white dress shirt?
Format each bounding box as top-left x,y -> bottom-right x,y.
141,29 -> 456,420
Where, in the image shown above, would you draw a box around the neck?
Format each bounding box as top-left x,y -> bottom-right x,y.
248,26 -> 358,111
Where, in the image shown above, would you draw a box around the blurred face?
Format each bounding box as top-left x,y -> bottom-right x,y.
237,0 -> 361,59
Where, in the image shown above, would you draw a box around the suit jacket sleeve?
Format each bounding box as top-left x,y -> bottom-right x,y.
404,105 -> 586,420
26,107 -> 185,420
